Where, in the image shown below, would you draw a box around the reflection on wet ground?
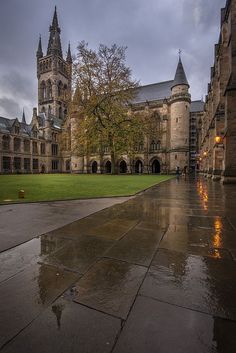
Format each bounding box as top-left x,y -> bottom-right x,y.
1,177 -> 236,352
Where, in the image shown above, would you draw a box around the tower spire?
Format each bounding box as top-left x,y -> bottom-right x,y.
66,42 -> 72,63
36,35 -> 43,58
52,6 -> 59,28
22,108 -> 26,124
171,54 -> 189,89
47,6 -> 62,57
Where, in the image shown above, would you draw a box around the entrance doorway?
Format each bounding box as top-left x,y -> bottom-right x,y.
151,159 -> 161,174
135,160 -> 143,173
105,161 -> 112,174
91,161 -> 98,173
119,160 -> 127,174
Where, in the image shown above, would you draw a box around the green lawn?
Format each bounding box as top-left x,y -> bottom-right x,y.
0,174 -> 173,203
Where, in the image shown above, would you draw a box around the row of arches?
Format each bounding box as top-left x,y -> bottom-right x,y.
40,106 -> 67,119
90,159 -> 161,174
40,80 -> 68,101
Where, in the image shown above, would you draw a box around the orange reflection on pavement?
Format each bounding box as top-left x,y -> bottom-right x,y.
197,181 -> 208,211
213,217 -> 223,249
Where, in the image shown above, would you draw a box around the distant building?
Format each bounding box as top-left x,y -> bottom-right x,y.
0,7 -> 205,175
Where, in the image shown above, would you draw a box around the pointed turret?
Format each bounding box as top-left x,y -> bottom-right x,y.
47,6 -> 62,57
66,43 -> 72,63
22,109 -> 26,124
171,56 -> 189,90
36,35 -> 43,58
169,53 -> 191,173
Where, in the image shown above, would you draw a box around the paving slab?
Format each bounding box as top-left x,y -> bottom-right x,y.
140,248 -> 236,320
113,296 -> 236,353
1,298 -> 121,353
0,197 -> 131,252
159,227 -> 232,259
43,235 -> 115,274
0,263 -> 78,348
74,258 -> 147,319
86,218 -> 139,240
0,235 -> 70,283
106,227 -> 164,266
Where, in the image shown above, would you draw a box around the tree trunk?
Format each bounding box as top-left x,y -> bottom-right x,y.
111,150 -> 117,174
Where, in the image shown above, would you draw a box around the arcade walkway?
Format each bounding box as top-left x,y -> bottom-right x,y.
1,177 -> 236,352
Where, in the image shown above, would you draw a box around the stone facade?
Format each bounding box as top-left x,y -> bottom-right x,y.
199,0 -> 236,183
0,7 -> 206,175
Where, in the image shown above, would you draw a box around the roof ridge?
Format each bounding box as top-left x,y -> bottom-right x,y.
138,80 -> 174,89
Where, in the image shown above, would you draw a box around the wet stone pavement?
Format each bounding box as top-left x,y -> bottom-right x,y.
1,177 -> 236,352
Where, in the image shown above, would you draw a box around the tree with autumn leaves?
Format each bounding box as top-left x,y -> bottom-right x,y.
71,41 -> 144,174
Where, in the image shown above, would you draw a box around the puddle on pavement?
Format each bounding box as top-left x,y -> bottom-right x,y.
140,248 -> 236,320
74,258 -> 147,319
0,235 -> 69,283
44,235 -> 114,273
0,263 -> 78,348
1,298 -> 121,353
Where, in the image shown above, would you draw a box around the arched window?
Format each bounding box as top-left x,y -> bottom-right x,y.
58,81 -> 63,97
24,139 -> 30,152
150,140 -> 155,151
139,143 -> 144,151
2,135 -> 10,151
40,81 -> 46,100
14,137 -> 21,152
59,107 -> 63,119
47,80 -> 52,99
150,140 -> 160,151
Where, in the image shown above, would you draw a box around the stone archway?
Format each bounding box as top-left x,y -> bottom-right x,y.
151,159 -> 161,174
135,160 -> 143,174
105,160 -> 112,174
65,160 -> 71,172
119,160 -> 127,174
91,161 -> 98,174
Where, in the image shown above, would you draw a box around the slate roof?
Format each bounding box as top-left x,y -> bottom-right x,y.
132,80 -> 174,104
190,100 -> 204,113
0,117 -> 19,133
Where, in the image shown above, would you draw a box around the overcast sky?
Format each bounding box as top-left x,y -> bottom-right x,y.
0,0 -> 226,123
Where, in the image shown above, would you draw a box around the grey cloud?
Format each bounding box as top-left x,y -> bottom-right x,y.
0,71 -> 35,101
0,0 -> 227,118
0,97 -> 21,118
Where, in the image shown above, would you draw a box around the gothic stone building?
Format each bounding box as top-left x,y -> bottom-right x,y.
199,0 -> 236,184
0,7 -> 204,175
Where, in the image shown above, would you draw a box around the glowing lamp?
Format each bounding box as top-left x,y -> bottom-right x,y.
215,136 -> 221,144
203,151 -> 207,157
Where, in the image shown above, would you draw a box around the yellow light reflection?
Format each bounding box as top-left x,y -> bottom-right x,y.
196,181 -> 209,211
213,217 -> 223,248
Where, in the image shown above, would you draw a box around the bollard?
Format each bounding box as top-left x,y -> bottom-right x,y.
18,190 -> 25,199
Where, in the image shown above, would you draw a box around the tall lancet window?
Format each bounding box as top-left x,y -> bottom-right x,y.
47,80 -> 52,99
